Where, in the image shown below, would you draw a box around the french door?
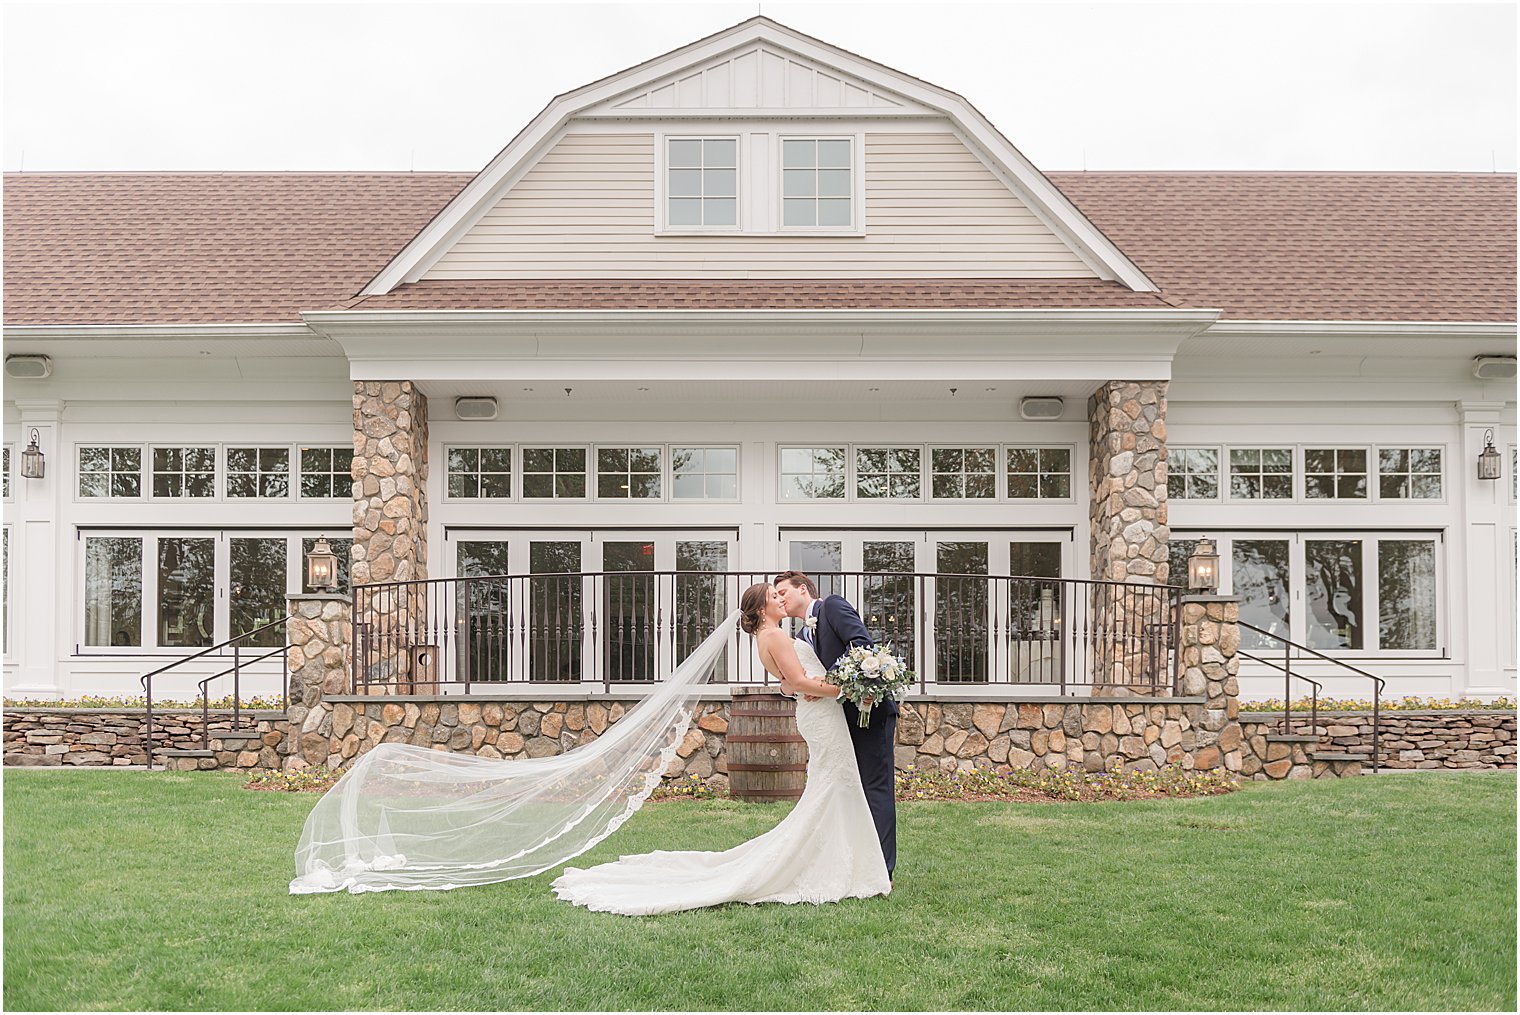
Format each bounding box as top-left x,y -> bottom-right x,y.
446,528 -> 739,683
780,529 -> 1074,684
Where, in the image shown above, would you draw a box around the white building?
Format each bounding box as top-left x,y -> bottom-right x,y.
4,18 -> 1515,704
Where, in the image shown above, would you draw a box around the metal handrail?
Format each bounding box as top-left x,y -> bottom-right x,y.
1238,648 -> 1323,740
1236,619 -> 1387,772
140,616 -> 290,770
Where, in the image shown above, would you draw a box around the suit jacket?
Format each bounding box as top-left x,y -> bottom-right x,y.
800,594 -> 901,717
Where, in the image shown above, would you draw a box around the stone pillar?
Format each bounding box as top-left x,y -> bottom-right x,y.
1178,594 -> 1242,772
1087,380 -> 1170,690
284,594 -> 352,771
351,381 -> 429,586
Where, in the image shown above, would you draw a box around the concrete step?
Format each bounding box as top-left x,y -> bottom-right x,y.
157,750 -> 215,758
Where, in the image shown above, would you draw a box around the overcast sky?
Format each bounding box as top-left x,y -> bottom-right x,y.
3,0 -> 1515,173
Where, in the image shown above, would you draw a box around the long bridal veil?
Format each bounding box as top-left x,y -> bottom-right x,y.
290,610 -> 740,894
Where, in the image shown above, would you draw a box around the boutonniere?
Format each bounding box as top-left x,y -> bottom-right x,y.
804,616 -> 817,632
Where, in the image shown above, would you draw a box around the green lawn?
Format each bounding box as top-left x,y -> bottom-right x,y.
4,771 -> 1514,1012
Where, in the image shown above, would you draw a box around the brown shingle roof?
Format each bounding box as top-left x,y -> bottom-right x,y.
4,170 -> 1513,326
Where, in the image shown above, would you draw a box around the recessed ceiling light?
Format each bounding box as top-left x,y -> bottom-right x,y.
522,387 -> 534,392
637,387 -> 649,392
868,387 -> 880,392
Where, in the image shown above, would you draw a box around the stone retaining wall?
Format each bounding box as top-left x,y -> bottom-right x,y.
1240,710 -> 1516,774
3,709 -> 286,767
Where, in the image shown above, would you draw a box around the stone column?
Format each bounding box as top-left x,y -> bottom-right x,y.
351,381 -> 429,586
285,594 -> 352,770
1178,594 -> 1242,772
1087,381 -> 1170,690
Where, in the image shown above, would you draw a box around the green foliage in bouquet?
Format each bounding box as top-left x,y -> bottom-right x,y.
825,644 -> 915,727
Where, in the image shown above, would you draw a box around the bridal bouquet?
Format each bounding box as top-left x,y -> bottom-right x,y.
827,645 -> 915,728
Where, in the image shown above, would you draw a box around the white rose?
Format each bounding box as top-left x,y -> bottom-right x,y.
860,656 -> 881,673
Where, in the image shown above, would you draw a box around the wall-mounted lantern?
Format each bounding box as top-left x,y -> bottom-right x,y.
19,428 -> 45,480
1478,428 -> 1502,481
1187,537 -> 1220,593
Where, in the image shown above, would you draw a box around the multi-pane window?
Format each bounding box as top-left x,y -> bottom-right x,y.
856,447 -> 921,499
1378,448 -> 1442,499
79,446 -> 142,498
522,447 -> 587,499
672,447 -> 738,499
782,138 -> 853,227
930,447 -> 996,499
447,447 -> 513,499
1168,448 -> 1219,500
84,536 -> 143,646
300,447 -> 355,499
1379,540 -> 1437,650
598,447 -> 662,499
667,138 -> 737,228
151,447 -> 215,498
780,447 -> 847,500
1228,448 -> 1293,500
2,446 -> 9,499
226,447 -> 290,499
1007,447 -> 1072,499
1305,448 -> 1368,499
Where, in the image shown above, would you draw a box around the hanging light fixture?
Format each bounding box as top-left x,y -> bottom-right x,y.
1478,428 -> 1502,481
1187,537 -> 1220,593
306,536 -> 339,591
19,428 -> 44,480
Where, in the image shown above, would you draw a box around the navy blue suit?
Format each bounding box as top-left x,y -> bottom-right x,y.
801,595 -> 897,876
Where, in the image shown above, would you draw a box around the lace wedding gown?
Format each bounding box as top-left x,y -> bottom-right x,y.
550,638 -> 892,915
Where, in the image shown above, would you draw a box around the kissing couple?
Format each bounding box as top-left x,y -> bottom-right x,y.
290,572 -> 898,915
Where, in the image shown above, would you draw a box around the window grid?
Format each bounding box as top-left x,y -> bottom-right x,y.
1006,447 -> 1073,500
522,447 -> 588,500
2,446 -> 9,499
780,447 -> 848,501
150,446 -> 217,499
1377,447 -> 1442,500
1227,447 -> 1294,500
855,447 -> 921,499
78,445 -> 144,499
930,447 -> 996,500
597,447 -> 663,500
226,446 -> 291,499
299,447 -> 355,500
667,137 -> 738,229
1169,447 -> 1221,501
446,446 -> 513,499
781,138 -> 853,229
671,447 -> 739,500
1305,447 -> 1369,500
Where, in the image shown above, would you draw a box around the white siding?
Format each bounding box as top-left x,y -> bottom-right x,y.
423,131 -> 1098,279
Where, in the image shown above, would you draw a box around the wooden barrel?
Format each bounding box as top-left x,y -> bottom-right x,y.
726,686 -> 808,802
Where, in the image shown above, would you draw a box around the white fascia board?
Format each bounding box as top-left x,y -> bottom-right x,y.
3,322 -> 319,343
361,17 -> 1160,296
1203,320 -> 1517,341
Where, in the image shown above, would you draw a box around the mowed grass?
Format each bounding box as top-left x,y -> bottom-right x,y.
4,770 -> 1514,1012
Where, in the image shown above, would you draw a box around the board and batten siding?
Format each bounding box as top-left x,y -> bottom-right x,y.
423,132 -> 1098,279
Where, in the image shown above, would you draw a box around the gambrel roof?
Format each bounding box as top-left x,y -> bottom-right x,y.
4,170 -> 1513,326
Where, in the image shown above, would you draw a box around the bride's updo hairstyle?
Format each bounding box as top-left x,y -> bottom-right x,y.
739,583 -> 771,636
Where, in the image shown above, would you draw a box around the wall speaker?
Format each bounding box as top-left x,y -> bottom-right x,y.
455,396 -> 498,420
5,355 -> 51,379
1019,396 -> 1065,420
1473,356 -> 1517,380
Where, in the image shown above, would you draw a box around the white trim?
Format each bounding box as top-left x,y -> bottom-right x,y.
775,132 -> 864,235
654,131 -> 744,234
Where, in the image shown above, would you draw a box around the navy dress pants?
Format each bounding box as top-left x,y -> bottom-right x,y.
841,700 -> 897,876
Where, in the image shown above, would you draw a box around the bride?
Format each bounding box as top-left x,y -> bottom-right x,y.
289,582 -> 891,911
551,582 -> 891,914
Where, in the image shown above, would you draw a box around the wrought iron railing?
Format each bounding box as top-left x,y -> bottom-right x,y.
349,571 -> 1183,695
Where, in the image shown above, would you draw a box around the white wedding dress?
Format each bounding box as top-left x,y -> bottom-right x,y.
550,638 -> 892,915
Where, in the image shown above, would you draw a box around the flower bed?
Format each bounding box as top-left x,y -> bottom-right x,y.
1240,695 -> 1515,713
4,694 -> 286,711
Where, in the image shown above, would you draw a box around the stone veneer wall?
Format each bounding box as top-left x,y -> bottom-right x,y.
351,381 -> 428,586
1240,711 -> 1516,774
1087,380 -> 1170,689
3,709 -> 285,767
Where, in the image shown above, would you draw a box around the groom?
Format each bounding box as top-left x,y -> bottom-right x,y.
774,570 -> 897,882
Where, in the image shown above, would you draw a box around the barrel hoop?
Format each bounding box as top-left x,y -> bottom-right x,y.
726,763 -> 809,773
726,734 -> 806,744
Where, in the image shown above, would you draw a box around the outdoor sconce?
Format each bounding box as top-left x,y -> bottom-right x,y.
306,536 -> 339,591
1478,428 -> 1502,481
1187,537 -> 1220,593
19,428 -> 45,480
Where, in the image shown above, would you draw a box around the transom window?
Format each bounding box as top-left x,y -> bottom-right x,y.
226,447 -> 291,499
2,446 -> 9,499
930,447 -> 996,499
782,138 -> 853,228
151,447 -> 215,498
1305,448 -> 1368,499
79,446 -> 143,498
1377,448 -> 1442,499
672,447 -> 738,500
1168,448 -> 1220,500
781,447 -> 847,500
1007,447 -> 1072,499
299,447 -> 355,499
1228,448 -> 1293,500
447,447 -> 513,499
597,447 -> 662,499
856,447 -> 920,499
523,447 -> 588,500
667,138 -> 737,228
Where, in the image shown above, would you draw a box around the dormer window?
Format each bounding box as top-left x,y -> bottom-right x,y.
666,137 -> 737,229
782,138 -> 854,228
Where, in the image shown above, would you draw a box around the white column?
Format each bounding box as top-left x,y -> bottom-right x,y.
9,400 -> 64,697
1457,401 -> 1517,698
